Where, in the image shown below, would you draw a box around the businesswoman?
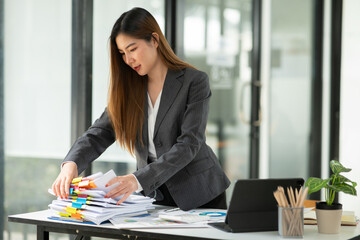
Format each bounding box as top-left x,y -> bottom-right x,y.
52,7 -> 230,211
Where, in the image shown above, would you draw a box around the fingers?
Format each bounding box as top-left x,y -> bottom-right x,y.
106,186 -> 127,199
59,177 -> 66,199
52,168 -> 137,205
52,176 -> 72,199
64,176 -> 72,197
105,178 -> 128,199
51,162 -> 78,199
105,175 -> 137,203
51,178 -> 59,196
116,192 -> 131,205
59,177 -> 71,199
106,176 -> 123,187
52,176 -> 63,198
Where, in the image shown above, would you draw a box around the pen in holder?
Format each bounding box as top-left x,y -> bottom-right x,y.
278,206 -> 304,238
273,186 -> 308,238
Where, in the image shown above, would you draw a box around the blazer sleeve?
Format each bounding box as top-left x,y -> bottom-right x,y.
134,70 -> 212,195
62,109 -> 116,174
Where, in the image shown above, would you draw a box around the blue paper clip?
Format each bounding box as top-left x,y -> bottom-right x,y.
77,198 -> 87,204
72,202 -> 83,209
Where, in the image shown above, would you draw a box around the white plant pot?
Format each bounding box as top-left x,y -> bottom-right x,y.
315,202 -> 342,234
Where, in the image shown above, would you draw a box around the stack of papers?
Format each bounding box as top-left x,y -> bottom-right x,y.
48,170 -> 155,225
109,208 -> 227,229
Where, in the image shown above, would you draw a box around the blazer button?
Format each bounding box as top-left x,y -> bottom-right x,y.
156,142 -> 162,147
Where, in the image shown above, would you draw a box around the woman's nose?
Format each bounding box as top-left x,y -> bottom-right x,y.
124,54 -> 134,65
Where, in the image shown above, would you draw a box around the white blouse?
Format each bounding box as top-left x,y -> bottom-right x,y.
147,90 -> 162,162
132,90 -> 163,193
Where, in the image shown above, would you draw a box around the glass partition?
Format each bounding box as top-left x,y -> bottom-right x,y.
178,0 -> 253,185
268,0 -> 313,178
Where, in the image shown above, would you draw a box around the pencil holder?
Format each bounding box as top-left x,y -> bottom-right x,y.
278,206 -> 304,238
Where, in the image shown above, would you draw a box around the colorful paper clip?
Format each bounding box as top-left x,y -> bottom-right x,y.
72,177 -> 82,184
66,206 -> 77,214
59,212 -> 70,217
72,202 -> 83,209
71,213 -> 83,219
89,181 -> 97,188
77,198 -> 87,204
78,180 -> 90,188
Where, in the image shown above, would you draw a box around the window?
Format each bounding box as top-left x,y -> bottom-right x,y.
3,0 -> 72,238
178,0 -> 253,187
91,1 -> 165,181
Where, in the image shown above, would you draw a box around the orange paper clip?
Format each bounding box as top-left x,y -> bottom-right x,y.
71,213 -> 82,219
88,181 -> 97,188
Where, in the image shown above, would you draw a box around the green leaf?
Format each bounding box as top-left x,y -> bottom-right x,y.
306,160 -> 357,201
334,174 -> 351,184
330,160 -> 351,174
305,177 -> 329,194
328,183 -> 357,196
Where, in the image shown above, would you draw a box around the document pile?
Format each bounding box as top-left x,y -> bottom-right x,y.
48,169 -> 155,225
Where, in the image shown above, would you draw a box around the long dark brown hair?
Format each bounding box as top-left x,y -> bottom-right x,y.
108,7 -> 194,155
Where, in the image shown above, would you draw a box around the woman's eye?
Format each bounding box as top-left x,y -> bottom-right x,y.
130,48 -> 137,52
119,52 -> 125,56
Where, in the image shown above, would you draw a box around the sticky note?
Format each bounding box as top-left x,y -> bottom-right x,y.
77,194 -> 88,198
69,188 -> 74,195
72,202 -> 83,209
79,180 -> 89,188
72,177 -> 82,184
66,206 -> 77,214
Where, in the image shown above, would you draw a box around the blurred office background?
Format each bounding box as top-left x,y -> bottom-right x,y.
0,0 -> 359,239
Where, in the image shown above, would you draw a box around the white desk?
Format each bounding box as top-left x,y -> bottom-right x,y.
8,210 -> 360,240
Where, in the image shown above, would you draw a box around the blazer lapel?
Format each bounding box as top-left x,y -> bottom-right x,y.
141,82 -> 149,153
153,69 -> 184,139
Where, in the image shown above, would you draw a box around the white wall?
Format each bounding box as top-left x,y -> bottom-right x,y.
339,0 -> 360,216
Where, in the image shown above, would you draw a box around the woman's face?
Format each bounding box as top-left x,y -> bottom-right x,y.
115,33 -> 159,76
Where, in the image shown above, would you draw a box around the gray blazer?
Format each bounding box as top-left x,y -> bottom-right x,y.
63,68 -> 230,210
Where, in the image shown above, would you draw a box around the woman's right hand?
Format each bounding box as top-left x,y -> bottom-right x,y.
51,162 -> 78,199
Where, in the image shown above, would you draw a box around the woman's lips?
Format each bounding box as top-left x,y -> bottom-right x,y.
134,65 -> 141,71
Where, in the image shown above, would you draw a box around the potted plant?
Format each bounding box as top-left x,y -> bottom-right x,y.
305,160 -> 357,234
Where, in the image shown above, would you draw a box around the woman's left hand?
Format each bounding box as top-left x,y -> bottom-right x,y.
105,174 -> 138,205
